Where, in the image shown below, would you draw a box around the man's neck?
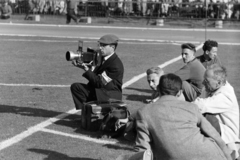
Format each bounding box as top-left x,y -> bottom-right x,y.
203,52 -> 212,61
186,57 -> 196,64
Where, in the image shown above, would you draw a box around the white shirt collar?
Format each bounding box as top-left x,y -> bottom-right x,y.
104,52 -> 114,61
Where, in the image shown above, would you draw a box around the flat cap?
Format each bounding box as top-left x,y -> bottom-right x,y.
98,34 -> 119,44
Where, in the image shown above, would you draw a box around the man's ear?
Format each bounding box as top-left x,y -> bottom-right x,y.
216,80 -> 222,88
176,90 -> 182,98
176,90 -> 186,101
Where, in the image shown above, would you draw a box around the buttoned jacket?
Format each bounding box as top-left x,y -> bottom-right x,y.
83,53 -> 124,101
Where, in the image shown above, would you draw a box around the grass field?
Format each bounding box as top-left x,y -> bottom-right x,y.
0,33 -> 239,160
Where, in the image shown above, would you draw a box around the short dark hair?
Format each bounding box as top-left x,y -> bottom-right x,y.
202,40 -> 218,52
158,73 -> 182,96
181,43 -> 196,52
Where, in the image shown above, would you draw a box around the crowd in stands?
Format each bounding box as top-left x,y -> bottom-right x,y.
0,0 -> 239,19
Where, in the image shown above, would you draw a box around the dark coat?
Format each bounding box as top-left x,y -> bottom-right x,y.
134,95 -> 227,160
82,53 -> 124,101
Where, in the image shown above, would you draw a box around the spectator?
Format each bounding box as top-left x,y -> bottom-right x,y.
161,0 -> 170,17
132,73 -> 232,160
208,0 -> 216,18
142,0 -> 147,16
9,0 -> 16,14
226,1 -> 234,19
70,34 -> 124,110
55,0 -> 64,14
64,0 -> 79,24
145,66 -> 164,103
196,39 -> 222,69
174,43 -> 205,102
38,0 -> 46,14
232,2 -> 240,20
124,0 -> 133,15
193,64 -> 240,159
24,0 -> 37,20
0,0 -> 12,19
146,0 -> 156,16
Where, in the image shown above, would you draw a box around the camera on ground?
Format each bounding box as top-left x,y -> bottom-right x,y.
66,40 -> 102,67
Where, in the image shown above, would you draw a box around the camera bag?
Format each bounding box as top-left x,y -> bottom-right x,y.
81,100 -> 127,132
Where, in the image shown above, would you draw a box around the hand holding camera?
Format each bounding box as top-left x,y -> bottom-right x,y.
72,59 -> 89,71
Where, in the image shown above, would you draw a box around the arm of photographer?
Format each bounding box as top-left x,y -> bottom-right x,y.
83,65 -> 123,90
72,60 -> 113,88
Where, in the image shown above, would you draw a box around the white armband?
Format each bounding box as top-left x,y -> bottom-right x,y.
100,71 -> 112,85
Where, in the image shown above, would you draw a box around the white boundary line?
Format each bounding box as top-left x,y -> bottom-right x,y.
0,43 -> 202,151
0,23 -> 239,32
123,43 -> 203,88
0,33 -> 201,44
0,38 -> 183,45
0,83 -> 70,87
41,128 -> 117,145
1,34 -> 239,46
0,109 -> 79,150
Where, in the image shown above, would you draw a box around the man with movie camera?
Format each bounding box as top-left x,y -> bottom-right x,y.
70,34 -> 124,110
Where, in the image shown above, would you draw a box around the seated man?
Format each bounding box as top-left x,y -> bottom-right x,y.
70,34 -> 124,110
0,0 -> 12,19
145,66 -> 164,103
196,39 -> 222,68
133,73 -> 231,160
174,43 -> 206,102
193,64 -> 240,159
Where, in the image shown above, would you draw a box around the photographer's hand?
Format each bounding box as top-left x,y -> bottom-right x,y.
72,60 -> 89,71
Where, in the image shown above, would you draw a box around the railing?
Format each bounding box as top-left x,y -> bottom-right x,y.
1,0 -> 240,20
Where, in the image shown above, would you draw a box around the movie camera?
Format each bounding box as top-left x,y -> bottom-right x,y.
66,40 -> 102,66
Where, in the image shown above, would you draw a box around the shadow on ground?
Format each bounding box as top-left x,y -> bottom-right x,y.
0,104 -> 63,118
125,87 -> 152,94
0,104 -> 133,146
52,112 -> 136,151
28,148 -> 98,160
123,94 -> 150,104
103,143 -> 134,151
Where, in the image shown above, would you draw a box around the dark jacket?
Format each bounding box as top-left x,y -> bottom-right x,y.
83,53 -> 124,101
196,54 -> 222,69
174,58 -> 206,95
134,95 -> 227,160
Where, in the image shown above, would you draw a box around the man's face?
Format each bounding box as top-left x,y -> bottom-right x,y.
206,47 -> 218,60
203,70 -> 220,93
99,43 -> 114,57
182,48 -> 195,63
147,73 -> 161,91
